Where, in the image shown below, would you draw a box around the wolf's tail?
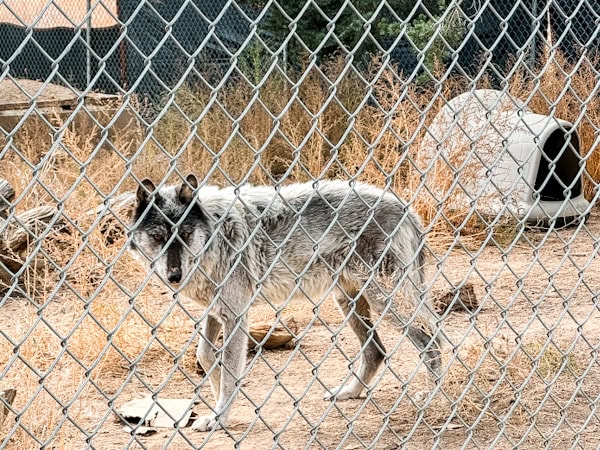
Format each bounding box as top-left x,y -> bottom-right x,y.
397,211 -> 450,351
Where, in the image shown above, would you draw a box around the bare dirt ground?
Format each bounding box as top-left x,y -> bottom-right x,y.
2,210 -> 600,449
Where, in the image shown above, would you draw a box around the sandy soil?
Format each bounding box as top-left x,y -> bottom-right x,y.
2,210 -> 600,449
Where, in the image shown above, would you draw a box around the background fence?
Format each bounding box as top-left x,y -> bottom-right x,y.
2,0 -> 599,97
1,0 -> 600,448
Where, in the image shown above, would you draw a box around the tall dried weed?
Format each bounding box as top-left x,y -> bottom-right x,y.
0,51 -> 598,447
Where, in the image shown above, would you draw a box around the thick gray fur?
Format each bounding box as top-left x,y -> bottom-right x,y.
129,174 -> 444,431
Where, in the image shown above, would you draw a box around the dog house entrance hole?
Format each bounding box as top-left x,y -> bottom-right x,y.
533,128 -> 581,201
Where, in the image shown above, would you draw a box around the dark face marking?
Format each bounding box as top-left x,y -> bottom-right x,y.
166,239 -> 183,283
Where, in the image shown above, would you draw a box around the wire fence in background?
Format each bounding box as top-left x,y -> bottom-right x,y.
1,0 -> 600,448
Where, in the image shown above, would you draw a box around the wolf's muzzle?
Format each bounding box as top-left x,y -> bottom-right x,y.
167,267 -> 182,284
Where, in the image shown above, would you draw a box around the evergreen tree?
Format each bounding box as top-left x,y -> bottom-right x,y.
258,0 -> 445,60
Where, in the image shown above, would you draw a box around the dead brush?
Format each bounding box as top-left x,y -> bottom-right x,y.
346,63 -> 504,247
0,309 -> 79,447
398,332 -> 581,430
438,334 -> 532,424
0,316 -> 124,447
67,293 -> 151,381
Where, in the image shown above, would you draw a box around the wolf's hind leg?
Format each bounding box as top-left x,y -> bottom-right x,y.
325,286 -> 386,401
406,324 -> 443,379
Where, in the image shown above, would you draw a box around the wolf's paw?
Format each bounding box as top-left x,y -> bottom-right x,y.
191,414 -> 223,432
324,385 -> 362,401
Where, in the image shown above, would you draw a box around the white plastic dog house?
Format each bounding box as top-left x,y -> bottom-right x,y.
418,89 -> 589,226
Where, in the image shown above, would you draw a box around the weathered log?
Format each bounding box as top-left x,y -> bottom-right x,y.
0,205 -> 62,292
0,178 -> 15,218
0,178 -> 63,293
88,191 -> 135,245
87,192 -> 135,218
3,205 -> 58,253
0,255 -> 12,289
248,316 -> 298,350
97,191 -> 136,214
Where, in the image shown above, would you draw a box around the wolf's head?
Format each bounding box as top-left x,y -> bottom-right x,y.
129,174 -> 211,287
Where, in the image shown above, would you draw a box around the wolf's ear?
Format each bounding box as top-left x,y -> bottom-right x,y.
137,179 -> 156,204
179,174 -> 198,204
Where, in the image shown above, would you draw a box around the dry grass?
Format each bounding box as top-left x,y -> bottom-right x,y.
427,333 -> 580,427
0,51 -> 599,447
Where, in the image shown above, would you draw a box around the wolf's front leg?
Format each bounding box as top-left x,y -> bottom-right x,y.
195,315 -> 222,402
192,311 -> 248,431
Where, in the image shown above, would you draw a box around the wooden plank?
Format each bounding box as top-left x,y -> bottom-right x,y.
0,79 -> 79,112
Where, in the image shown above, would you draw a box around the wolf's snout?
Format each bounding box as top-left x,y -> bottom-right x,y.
167,267 -> 182,284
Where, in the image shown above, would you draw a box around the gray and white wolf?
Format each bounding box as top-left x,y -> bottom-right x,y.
129,174 -> 444,431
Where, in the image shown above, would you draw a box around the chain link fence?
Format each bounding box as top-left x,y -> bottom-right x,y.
1,0 -> 600,448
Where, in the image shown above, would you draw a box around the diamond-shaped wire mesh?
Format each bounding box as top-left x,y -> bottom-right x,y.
1,0 -> 600,448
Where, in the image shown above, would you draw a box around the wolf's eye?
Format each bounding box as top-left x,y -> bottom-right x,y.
152,233 -> 164,243
180,231 -> 190,240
